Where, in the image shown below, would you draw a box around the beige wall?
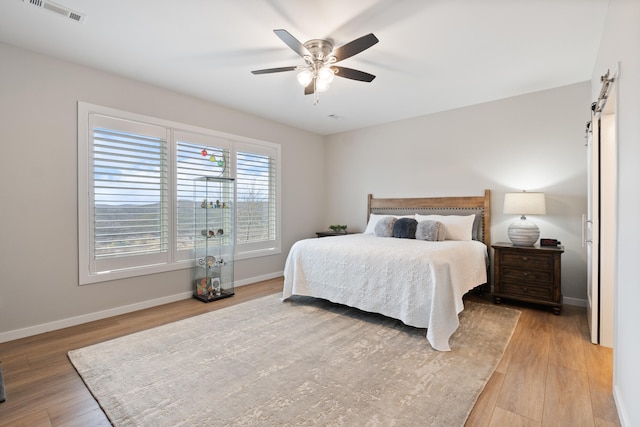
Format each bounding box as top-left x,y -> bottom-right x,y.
325,82 -> 591,304
0,42 -> 326,339
592,0 -> 640,425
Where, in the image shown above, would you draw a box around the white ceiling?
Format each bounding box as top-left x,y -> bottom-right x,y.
0,0 -> 609,135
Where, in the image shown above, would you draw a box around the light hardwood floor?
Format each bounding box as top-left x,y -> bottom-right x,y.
0,278 -> 620,426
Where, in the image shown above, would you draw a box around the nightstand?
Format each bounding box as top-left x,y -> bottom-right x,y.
492,242 -> 564,314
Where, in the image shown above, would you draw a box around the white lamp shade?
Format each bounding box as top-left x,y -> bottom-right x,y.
317,66 -> 335,83
297,70 -> 313,87
503,192 -> 546,215
316,78 -> 330,92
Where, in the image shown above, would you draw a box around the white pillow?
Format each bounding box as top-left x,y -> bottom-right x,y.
364,214 -> 415,234
415,214 -> 475,241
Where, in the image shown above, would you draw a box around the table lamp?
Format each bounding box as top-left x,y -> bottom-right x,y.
503,191 -> 546,246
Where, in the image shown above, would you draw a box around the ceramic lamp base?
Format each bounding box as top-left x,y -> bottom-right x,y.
507,219 -> 540,246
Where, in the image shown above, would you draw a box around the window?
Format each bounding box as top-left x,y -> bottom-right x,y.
78,103 -> 281,285
235,142 -> 279,256
89,118 -> 170,275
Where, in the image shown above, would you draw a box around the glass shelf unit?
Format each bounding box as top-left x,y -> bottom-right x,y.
193,176 -> 235,302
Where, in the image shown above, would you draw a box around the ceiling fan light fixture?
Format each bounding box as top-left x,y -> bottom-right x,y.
297,69 -> 313,87
316,78 -> 331,92
252,29 -> 378,102
317,66 -> 335,83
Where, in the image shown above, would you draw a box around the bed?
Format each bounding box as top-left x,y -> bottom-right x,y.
282,190 -> 491,351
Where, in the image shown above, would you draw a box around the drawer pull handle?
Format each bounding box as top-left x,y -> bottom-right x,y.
522,256 -> 528,261
523,272 -> 529,276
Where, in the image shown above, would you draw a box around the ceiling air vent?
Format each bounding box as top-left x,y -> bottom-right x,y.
21,0 -> 85,23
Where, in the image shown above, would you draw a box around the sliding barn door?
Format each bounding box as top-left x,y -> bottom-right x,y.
587,70 -> 617,348
586,116 -> 599,344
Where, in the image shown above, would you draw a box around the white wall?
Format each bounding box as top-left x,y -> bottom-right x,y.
325,82 -> 591,304
0,42 -> 326,340
592,0 -> 640,425
0,38 -> 606,358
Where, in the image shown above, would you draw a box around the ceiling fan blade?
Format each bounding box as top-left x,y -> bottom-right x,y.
251,66 -> 297,75
274,29 -> 310,58
332,33 -> 379,62
332,66 -> 376,82
304,79 -> 315,95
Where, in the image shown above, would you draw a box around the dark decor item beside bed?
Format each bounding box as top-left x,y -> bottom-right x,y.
283,190 -> 491,351
393,217 -> 418,238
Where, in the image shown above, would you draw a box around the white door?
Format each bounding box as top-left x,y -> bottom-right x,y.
599,106 -> 616,348
586,116 -> 599,344
587,70 -> 617,348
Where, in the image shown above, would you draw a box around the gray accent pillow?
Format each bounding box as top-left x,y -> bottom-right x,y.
393,217 -> 418,239
374,216 -> 397,237
416,220 -> 446,241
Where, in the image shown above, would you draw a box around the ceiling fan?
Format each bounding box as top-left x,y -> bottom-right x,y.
251,29 -> 379,103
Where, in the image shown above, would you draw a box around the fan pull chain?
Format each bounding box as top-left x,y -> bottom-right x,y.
313,79 -> 319,105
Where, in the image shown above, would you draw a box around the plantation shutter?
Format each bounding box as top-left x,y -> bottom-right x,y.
235,142 -> 279,253
89,114 -> 169,273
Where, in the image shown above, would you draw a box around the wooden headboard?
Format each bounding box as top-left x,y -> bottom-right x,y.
367,189 -> 491,246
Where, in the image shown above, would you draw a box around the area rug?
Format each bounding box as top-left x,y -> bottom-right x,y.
68,294 -> 520,426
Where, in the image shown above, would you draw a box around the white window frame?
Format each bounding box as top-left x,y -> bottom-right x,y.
87,114 -> 172,275
78,102 -> 281,285
234,141 -> 281,260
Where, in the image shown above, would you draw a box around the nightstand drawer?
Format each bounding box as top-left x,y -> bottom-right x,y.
502,281 -> 553,300
502,266 -> 553,284
500,252 -> 553,270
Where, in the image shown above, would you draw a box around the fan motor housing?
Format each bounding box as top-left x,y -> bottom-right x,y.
303,39 -> 334,60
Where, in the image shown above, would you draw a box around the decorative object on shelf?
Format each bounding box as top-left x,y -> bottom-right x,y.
201,229 -> 224,238
195,276 -> 222,301
503,191 -> 546,246
195,277 -> 210,297
211,277 -> 221,296
328,224 -> 348,233
209,228 -> 224,237
200,147 -> 227,171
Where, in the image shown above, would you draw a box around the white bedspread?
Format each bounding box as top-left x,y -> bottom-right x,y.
282,234 -> 488,351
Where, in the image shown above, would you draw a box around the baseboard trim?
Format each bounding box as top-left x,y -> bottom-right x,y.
234,271 -> 283,288
613,384 -> 628,427
563,296 -> 588,307
0,271 -> 283,344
